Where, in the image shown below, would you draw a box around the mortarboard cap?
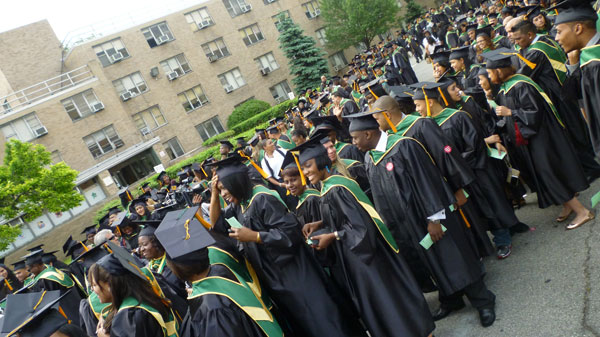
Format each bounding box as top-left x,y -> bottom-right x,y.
205,154 -> 249,180
12,260 -> 26,270
81,224 -> 98,236
449,46 -> 471,60
62,235 -> 88,259
97,242 -> 148,281
118,187 -> 133,209
550,0 -> 598,24
2,290 -> 68,337
137,220 -> 163,237
360,78 -> 387,99
431,50 -> 451,64
236,137 -> 247,147
343,110 -> 382,132
219,140 -> 234,149
268,118 -> 277,126
387,85 -> 416,102
27,244 -> 44,253
41,251 -> 59,265
266,125 -> 280,134
23,250 -> 43,266
69,243 -> 109,269
249,134 -> 259,147
466,23 -> 478,31
289,133 -> 328,164
110,211 -> 133,231
156,171 -> 168,181
141,182 -> 150,188
481,48 -> 517,68
475,25 -> 493,38
154,207 -> 216,263
331,87 -> 348,97
303,106 -> 320,120
410,82 -> 445,100
524,5 -> 543,20
310,116 -> 343,132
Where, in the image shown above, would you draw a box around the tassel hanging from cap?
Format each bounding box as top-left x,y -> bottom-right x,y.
368,87 -> 379,100
500,52 -> 536,69
238,151 -> 269,179
422,87 -> 431,117
438,87 -> 449,107
382,111 -> 398,133
292,152 -> 307,186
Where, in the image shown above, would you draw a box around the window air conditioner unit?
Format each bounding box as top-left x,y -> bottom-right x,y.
260,67 -> 271,75
333,65 -> 340,72
275,96 -> 286,104
225,85 -> 234,93
120,91 -> 133,101
167,71 -> 179,81
198,20 -> 211,29
306,11 -> 314,18
156,35 -> 170,44
241,4 -> 252,12
140,127 -> 150,136
315,9 -> 321,16
92,102 -> 105,112
110,52 -> 124,63
208,54 -> 219,62
34,126 -> 48,137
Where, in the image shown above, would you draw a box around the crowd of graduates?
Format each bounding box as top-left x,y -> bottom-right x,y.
1,0 -> 599,335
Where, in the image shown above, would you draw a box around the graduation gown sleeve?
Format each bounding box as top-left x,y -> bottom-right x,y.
581,56 -> 600,154
110,308 -> 165,337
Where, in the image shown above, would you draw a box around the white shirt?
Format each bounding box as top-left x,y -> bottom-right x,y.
261,148 -> 287,180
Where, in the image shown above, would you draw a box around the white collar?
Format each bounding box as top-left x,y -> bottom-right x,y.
375,130 -> 388,152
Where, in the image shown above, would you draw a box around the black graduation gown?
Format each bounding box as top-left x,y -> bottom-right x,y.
336,142 -> 365,163
110,307 -> 165,337
393,52 -> 418,84
79,299 -> 99,337
578,42 -> 600,155
180,265 -> 267,337
496,76 -> 589,207
364,136 -> 486,297
519,39 -> 600,177
344,160 -> 371,199
294,192 -> 322,224
462,64 -> 483,90
319,178 -> 435,337
215,192 -> 351,337
433,109 -> 518,229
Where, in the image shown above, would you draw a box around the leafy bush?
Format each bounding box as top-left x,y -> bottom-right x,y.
231,99 -> 297,134
227,100 -> 271,128
202,130 -> 235,147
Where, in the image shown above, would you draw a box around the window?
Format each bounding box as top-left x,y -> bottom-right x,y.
255,52 -> 279,72
196,116 -> 225,141
329,51 -> 348,68
164,137 -> 184,160
1,113 -> 46,141
133,106 -> 167,133
218,68 -> 246,92
269,81 -> 293,103
239,24 -> 264,46
93,38 -> 130,67
178,85 -> 209,112
223,0 -> 251,17
83,125 -> 124,159
302,1 -> 321,19
51,150 -> 63,164
2,99 -> 11,114
62,89 -> 103,121
201,38 -> 230,60
184,8 -> 214,31
113,72 -> 148,97
141,22 -> 174,48
316,28 -> 327,46
160,54 -> 192,77
272,11 -> 290,31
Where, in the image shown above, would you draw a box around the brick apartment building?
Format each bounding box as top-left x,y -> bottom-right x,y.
0,0 -> 379,252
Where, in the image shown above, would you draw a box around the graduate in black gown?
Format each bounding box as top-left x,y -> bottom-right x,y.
0,263 -> 22,300
207,155 -> 353,337
294,136 -> 436,337
311,116 -> 365,163
483,49 -> 594,230
153,207 -> 283,337
512,19 -> 600,182
90,242 -> 179,337
449,46 -> 483,90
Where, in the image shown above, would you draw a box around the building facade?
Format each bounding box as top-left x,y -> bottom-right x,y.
0,0 -> 367,253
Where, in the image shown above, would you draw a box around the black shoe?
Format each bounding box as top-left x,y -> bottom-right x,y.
431,303 -> 466,321
479,308 -> 496,327
509,222 -> 530,236
496,245 -> 512,259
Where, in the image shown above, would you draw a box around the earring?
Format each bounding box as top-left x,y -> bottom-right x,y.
326,166 -> 330,173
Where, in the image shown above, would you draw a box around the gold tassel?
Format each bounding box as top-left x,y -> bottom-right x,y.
382,112 -> 397,133
438,87 -> 449,106
292,153 -> 307,186
238,151 -> 269,179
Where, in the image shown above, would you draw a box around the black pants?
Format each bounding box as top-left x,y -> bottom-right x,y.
439,277 -> 496,310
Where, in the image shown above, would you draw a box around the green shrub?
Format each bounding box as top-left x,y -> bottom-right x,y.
231,99 -> 297,134
202,130 -> 235,147
227,100 -> 271,128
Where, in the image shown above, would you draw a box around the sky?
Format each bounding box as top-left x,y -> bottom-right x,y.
0,0 -> 206,41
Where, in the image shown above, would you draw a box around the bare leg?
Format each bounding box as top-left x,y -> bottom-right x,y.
564,197 -> 594,230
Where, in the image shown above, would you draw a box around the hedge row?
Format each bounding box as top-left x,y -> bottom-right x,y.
202,130 -> 235,147
93,99 -> 296,222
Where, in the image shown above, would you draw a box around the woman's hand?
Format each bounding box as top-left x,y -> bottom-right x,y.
311,233 -> 336,250
495,106 -> 512,117
229,227 -> 260,243
211,175 -> 220,193
496,142 -> 507,155
484,134 -> 501,144
97,317 -> 109,337
302,220 -> 323,238
192,194 -> 203,205
427,221 -> 445,242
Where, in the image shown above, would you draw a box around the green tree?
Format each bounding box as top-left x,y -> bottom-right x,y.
0,140 -> 84,250
403,0 -> 425,23
227,99 -> 271,128
320,0 -> 400,50
277,14 -> 330,92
